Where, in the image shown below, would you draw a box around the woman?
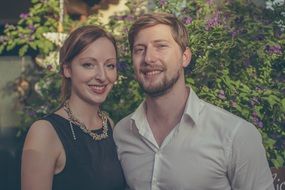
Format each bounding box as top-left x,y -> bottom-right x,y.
21,25 -> 126,190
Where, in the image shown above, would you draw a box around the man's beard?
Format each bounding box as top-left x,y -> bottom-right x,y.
138,69 -> 180,97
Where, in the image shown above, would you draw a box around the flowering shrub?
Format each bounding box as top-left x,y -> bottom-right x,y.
157,0 -> 285,167
0,0 -> 284,167
266,0 -> 285,31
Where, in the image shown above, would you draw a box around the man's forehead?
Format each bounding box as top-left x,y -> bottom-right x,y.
134,24 -> 174,43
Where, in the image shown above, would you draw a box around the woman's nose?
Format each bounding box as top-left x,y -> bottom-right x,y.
94,66 -> 106,81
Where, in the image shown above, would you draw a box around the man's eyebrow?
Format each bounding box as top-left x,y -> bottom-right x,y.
153,39 -> 169,43
133,44 -> 145,48
134,40 -> 170,47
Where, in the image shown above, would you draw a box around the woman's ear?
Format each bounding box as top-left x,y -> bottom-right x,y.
63,64 -> 71,78
182,47 -> 192,68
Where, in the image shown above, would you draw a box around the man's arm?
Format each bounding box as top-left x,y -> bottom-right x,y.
227,122 -> 274,190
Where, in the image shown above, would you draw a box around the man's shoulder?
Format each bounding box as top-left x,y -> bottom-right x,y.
114,113 -> 134,132
201,101 -> 261,149
202,100 -> 254,132
204,101 -> 244,122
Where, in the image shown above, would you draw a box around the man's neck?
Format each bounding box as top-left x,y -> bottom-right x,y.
145,84 -> 190,146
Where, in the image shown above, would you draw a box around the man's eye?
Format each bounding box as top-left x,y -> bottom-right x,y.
157,44 -> 168,48
134,48 -> 144,54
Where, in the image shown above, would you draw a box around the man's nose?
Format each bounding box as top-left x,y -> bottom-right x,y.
144,46 -> 157,65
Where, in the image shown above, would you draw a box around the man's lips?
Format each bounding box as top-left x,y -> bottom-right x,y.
141,66 -> 164,77
144,70 -> 162,76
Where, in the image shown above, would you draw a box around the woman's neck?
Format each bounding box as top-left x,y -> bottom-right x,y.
66,96 -> 102,129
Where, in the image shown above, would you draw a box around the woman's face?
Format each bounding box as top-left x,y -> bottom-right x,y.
63,37 -> 117,105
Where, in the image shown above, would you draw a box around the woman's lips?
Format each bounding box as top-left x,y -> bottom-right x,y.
88,85 -> 107,94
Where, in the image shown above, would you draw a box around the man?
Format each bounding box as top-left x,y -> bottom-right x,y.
113,12 -> 274,190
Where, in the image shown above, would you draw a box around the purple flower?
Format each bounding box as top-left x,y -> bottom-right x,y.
230,29 -> 239,38
257,121 -> 264,128
218,94 -> 226,100
253,33 -> 265,41
125,15 -> 134,21
218,90 -> 226,100
182,16 -> 193,25
251,116 -> 258,124
250,111 -> 264,128
265,45 -> 282,55
234,16 -> 244,24
207,0 -> 214,4
206,11 -> 221,30
113,15 -> 123,20
117,60 -> 129,72
28,24 -> 36,32
28,110 -> 36,116
159,0 -> 167,6
251,114 -> 259,124
255,86 -> 264,91
274,30 -> 282,39
20,13 -> 29,19
230,100 -> 237,108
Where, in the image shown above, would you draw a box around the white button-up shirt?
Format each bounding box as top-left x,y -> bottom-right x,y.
113,88 -> 274,190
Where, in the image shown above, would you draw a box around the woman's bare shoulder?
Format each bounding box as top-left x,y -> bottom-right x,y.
23,119 -> 61,152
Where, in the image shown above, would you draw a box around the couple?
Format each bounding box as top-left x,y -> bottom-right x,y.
21,13 -> 274,190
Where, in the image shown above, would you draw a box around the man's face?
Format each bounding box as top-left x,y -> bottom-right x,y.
132,24 -> 190,97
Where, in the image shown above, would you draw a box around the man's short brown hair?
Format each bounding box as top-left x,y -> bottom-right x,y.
128,12 -> 189,53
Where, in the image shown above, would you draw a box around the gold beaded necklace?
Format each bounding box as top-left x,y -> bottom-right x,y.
63,101 -> 109,141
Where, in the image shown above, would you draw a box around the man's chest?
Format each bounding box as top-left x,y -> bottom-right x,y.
118,136 -> 231,190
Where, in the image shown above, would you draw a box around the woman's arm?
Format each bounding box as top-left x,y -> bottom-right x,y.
21,120 -> 62,190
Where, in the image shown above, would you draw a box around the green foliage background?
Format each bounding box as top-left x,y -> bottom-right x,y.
0,0 -> 284,167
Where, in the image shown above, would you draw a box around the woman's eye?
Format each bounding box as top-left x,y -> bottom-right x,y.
82,63 -> 94,69
106,63 -> 116,69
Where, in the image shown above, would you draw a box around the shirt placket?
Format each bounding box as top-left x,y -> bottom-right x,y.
151,148 -> 162,190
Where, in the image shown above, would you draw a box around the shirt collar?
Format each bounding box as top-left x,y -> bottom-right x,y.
131,86 -> 204,129
183,86 -> 203,126
131,100 -> 147,133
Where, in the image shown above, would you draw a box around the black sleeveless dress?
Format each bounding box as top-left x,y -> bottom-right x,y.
42,113 -> 126,190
